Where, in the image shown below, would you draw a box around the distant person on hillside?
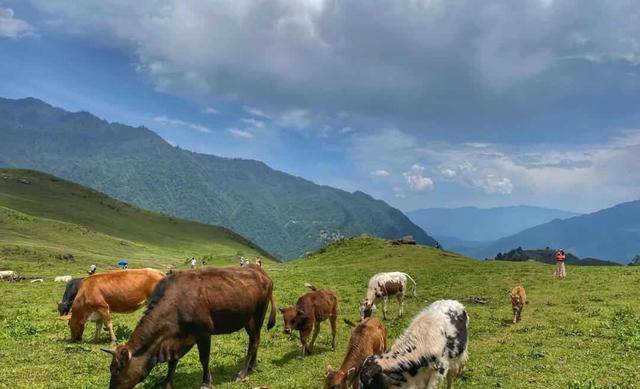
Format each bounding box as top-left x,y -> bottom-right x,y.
555,249 -> 566,279
88,264 -> 97,275
201,258 -> 207,267
190,258 -> 197,269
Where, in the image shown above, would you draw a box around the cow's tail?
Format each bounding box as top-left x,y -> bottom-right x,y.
404,273 -> 417,297
267,288 -> 277,330
304,282 -> 317,291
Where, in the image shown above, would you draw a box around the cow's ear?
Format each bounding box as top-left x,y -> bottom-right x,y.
116,346 -> 131,367
326,364 -> 334,373
279,307 -> 285,313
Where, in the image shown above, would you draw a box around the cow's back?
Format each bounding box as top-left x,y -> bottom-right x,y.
160,266 -> 274,334
74,269 -> 165,313
297,289 -> 337,320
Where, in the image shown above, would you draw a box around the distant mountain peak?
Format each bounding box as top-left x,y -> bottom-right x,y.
0,96 -> 436,260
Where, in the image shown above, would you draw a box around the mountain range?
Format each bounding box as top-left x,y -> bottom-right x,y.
407,205 -> 579,242
467,200 -> 640,263
0,97 -> 436,260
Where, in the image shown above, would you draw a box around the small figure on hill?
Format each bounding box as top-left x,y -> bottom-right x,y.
201,258 -> 207,267
239,256 -> 250,266
190,257 -> 197,269
88,264 -> 97,275
255,256 -> 263,267
555,249 -> 566,279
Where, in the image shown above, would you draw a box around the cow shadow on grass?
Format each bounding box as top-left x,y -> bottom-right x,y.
272,345 -> 334,367
139,360 -> 246,388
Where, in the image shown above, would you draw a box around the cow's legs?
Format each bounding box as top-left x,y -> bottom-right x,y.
237,326 -> 261,381
397,293 -> 405,318
310,323 -> 321,352
382,296 -> 388,320
196,335 -> 213,388
93,306 -> 115,345
94,320 -> 103,343
329,315 -> 337,350
299,328 -> 312,357
162,359 -> 179,389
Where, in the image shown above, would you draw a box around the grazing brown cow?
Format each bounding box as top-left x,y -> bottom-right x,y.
280,283 -> 338,358
325,318 -> 387,389
103,264 -> 276,389
510,285 -> 527,324
69,268 -> 165,344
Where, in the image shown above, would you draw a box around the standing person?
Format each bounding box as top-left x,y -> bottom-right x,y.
190,257 -> 197,269
555,249 -> 567,279
88,264 -> 97,275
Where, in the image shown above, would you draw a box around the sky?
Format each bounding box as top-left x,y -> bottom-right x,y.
1,0 -> 640,213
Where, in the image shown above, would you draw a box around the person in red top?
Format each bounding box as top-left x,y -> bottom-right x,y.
555,249 -> 567,279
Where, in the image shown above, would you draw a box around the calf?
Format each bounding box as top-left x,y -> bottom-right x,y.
360,272 -> 417,320
102,264 -> 276,389
510,285 -> 527,324
359,300 -> 468,389
325,318 -> 387,389
280,283 -> 338,357
69,268 -> 164,344
55,275 -> 73,283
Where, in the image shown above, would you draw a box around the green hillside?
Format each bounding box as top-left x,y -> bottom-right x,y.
2,233 -> 639,388
0,97 -> 437,260
0,169 -> 271,275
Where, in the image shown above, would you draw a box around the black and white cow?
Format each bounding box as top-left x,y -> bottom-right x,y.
360,272 -> 417,320
359,300 -> 468,389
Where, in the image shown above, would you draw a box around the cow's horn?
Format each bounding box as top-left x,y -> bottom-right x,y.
101,348 -> 116,356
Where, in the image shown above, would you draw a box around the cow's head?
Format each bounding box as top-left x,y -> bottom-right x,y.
359,356 -> 387,389
57,300 -> 71,316
359,299 -> 375,320
279,307 -> 307,334
325,365 -> 357,389
102,345 -> 154,389
68,315 -> 85,341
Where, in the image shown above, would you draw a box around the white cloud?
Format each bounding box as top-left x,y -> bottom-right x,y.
0,7 -> 36,38
440,168 -> 457,178
403,164 -> 434,192
202,107 -> 219,115
278,109 -> 311,129
153,115 -> 210,133
28,0 -> 640,130
227,127 -> 255,140
243,106 -> 270,119
240,118 -> 265,128
370,169 -> 390,177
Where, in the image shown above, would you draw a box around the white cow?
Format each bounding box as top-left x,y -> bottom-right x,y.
359,300 -> 469,389
360,272 -> 417,320
0,270 -> 16,280
54,275 -> 73,283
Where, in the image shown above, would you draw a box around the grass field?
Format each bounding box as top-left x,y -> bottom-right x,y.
2,170 -> 640,388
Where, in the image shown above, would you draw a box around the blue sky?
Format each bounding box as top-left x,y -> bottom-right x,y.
2,1 -> 640,213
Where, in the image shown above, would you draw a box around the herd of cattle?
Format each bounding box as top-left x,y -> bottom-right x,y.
2,262 -> 538,388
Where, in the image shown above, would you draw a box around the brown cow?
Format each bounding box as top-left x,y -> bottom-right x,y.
325,318 -> 387,389
102,264 -> 276,389
280,283 -> 338,358
510,285 -> 527,324
69,268 -> 165,345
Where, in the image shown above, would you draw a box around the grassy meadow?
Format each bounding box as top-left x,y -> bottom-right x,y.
2,237 -> 640,388
1,170 -> 640,388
